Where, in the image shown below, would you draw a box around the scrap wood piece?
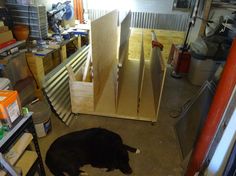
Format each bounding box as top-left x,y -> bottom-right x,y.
82,48 -> 92,82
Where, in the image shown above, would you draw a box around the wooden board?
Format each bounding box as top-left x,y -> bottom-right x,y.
137,31 -> 145,110
26,53 -> 45,88
15,150 -> 38,176
116,41 -> 129,109
68,65 -> 94,113
129,28 -> 185,62
117,59 -> 139,117
138,61 -> 156,121
95,62 -> 117,114
91,10 -> 118,109
150,31 -> 166,119
119,11 -> 131,65
0,133 -> 33,176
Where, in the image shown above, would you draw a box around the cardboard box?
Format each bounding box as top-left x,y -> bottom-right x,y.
0,30 -> 14,45
0,26 -> 9,33
0,90 -> 21,128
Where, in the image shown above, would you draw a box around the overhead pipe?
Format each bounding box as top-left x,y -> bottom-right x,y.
185,38 -> 236,176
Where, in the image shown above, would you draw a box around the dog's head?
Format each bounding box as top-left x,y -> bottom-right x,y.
116,146 -> 132,175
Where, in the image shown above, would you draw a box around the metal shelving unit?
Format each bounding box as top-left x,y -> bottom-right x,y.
0,113 -> 46,176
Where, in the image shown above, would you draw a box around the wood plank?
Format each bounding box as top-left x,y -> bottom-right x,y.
0,133 -> 33,176
119,11 -> 131,66
116,41 -> 129,109
95,62 -> 117,114
91,10 -> 118,109
138,61 -> 156,121
82,48 -> 91,81
137,31 -> 145,110
129,28 -> 185,62
68,65 -> 94,113
60,45 -> 67,62
199,0 -> 213,36
150,31 -> 166,120
15,150 -> 38,176
117,59 -> 139,117
26,53 -> 45,88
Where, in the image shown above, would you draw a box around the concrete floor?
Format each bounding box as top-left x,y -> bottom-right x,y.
38,68 -> 199,176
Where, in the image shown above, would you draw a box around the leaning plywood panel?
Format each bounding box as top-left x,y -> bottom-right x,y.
91,10 -> 118,109
116,41 -> 129,109
138,61 -> 156,121
117,59 -> 140,117
150,31 -> 167,120
119,11 -> 131,66
137,31 -> 145,111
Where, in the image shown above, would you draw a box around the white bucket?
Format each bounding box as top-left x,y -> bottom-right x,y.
28,100 -> 52,138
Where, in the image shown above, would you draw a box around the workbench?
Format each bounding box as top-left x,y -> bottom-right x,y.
26,35 -> 83,89
0,112 -> 46,176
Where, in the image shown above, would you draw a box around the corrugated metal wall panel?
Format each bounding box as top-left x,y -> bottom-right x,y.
88,9 -> 190,31
43,46 -> 89,125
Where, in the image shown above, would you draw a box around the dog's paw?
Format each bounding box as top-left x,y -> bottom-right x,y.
135,148 -> 141,154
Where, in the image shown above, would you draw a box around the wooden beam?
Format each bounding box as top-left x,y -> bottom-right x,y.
199,0 -> 213,36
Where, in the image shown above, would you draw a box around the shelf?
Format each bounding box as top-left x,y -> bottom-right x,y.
0,133 -> 33,176
15,150 -> 38,176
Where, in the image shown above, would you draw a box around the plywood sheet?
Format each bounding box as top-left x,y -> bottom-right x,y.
91,10 -> 118,108
137,32 -> 145,105
138,61 -> 156,121
119,11 -> 131,65
129,28 -> 185,62
150,31 -> 166,117
95,62 -> 117,114
117,60 -> 139,117
116,42 -> 129,109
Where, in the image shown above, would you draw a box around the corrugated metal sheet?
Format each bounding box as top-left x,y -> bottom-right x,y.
88,9 -> 111,21
130,12 -> 190,31
88,9 -> 190,31
43,46 -> 89,125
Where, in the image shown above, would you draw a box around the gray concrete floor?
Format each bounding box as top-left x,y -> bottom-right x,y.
38,68 -> 199,176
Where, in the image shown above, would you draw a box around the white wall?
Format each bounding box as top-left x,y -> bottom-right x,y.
86,0 -> 188,14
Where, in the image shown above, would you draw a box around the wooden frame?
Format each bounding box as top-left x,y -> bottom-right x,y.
70,12 -> 166,122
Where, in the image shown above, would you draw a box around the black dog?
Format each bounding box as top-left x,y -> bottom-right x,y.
45,128 -> 140,176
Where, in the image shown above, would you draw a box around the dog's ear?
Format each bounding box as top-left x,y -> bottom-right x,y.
123,144 -> 140,154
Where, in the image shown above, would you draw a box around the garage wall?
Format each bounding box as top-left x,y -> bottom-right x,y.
86,0 -> 188,14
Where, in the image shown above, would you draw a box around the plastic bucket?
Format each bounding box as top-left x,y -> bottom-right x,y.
28,100 -> 52,138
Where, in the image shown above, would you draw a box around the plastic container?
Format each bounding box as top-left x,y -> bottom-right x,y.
188,53 -> 221,86
28,100 -> 51,138
0,90 -> 22,128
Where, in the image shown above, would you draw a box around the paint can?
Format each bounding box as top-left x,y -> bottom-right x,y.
28,100 -> 52,138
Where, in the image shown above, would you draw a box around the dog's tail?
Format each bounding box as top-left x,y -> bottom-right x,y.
123,144 -> 141,154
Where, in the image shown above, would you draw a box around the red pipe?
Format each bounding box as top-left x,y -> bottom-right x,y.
185,38 -> 236,176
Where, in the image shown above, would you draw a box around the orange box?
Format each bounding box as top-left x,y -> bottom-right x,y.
0,90 -> 21,128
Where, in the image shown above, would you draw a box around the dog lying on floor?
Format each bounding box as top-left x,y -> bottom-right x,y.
45,128 -> 140,176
